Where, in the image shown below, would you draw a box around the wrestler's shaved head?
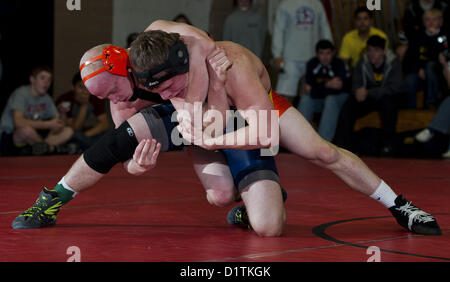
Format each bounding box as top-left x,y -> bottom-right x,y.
80,44 -> 112,91
79,44 -> 134,103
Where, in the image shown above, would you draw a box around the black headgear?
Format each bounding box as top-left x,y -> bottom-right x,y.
132,40 -> 189,90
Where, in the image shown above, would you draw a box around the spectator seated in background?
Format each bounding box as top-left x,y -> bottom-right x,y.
334,36 -> 403,156
397,0 -> 448,62
173,14 -> 192,25
339,7 -> 389,69
402,8 -> 448,109
127,32 -> 139,48
297,40 -> 350,142
0,66 -> 73,156
56,72 -> 109,151
223,0 -> 267,60
416,96 -> 450,157
415,53 -> 450,158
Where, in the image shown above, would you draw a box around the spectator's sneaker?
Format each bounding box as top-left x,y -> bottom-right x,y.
442,149 -> 450,159
389,195 -> 441,235
397,31 -> 408,45
32,142 -> 50,156
380,145 -> 394,157
54,143 -> 79,155
227,205 -> 250,228
415,129 -> 433,143
12,188 -> 63,229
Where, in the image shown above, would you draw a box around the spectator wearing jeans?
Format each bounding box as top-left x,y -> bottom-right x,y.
0,66 -> 73,156
335,36 -> 403,155
415,96 -> 450,157
415,53 -> 450,158
402,8 -> 447,109
297,40 -> 349,142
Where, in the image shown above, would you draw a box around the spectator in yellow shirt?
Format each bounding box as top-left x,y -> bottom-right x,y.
339,7 -> 389,69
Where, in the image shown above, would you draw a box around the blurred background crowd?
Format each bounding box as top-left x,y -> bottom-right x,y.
0,0 -> 449,159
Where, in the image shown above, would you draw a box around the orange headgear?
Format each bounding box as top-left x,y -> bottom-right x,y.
80,45 -> 130,83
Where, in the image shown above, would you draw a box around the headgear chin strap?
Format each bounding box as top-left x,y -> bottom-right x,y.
80,45 -> 130,83
132,40 -> 189,89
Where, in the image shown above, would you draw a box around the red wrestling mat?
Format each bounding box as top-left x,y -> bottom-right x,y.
0,153 -> 449,262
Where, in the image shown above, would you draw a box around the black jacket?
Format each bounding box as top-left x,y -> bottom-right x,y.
305,57 -> 349,99
404,29 -> 447,73
352,51 -> 403,101
403,0 -> 448,42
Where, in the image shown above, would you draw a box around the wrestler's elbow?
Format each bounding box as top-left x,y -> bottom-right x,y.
202,38 -> 216,54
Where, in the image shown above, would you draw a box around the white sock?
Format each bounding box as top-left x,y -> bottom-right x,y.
58,177 -> 79,198
370,180 -> 397,208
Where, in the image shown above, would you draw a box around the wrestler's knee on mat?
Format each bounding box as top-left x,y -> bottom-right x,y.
206,188 -> 234,207
250,207 -> 285,237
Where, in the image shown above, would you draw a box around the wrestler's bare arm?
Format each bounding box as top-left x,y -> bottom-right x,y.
144,20 -> 211,42
213,56 -> 276,150
109,100 -> 154,128
181,52 -> 276,150
202,48 -> 233,129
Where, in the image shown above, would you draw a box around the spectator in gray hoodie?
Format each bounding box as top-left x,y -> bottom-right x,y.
334,35 -> 403,155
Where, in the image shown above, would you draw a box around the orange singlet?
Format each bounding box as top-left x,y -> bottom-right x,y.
269,89 -> 292,117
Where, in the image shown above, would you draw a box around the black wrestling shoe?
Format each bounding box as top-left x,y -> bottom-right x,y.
12,188 -> 63,229
389,195 -> 441,235
281,187 -> 287,202
227,187 -> 287,227
227,205 -> 250,227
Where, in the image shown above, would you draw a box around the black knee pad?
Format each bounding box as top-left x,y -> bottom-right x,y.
83,121 -> 138,174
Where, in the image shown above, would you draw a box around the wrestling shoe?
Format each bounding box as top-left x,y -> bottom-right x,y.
227,187 -> 287,227
12,188 -> 63,229
389,195 -> 441,235
227,205 -> 250,227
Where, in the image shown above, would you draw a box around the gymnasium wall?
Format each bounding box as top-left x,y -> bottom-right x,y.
112,0 -> 212,48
